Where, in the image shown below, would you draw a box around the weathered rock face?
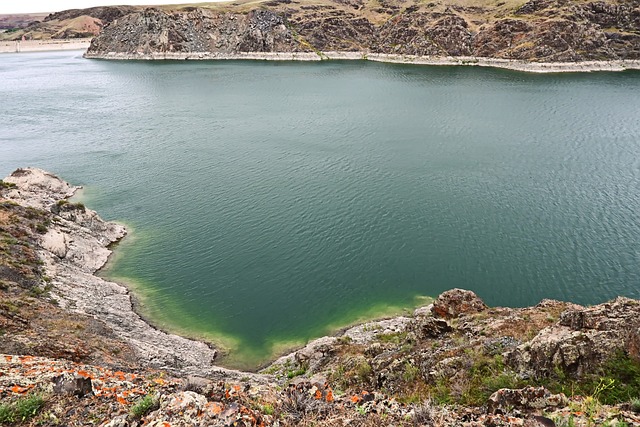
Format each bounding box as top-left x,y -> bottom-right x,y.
431,288 -> 488,319
85,0 -> 640,62
88,8 -> 303,56
508,297 -> 640,377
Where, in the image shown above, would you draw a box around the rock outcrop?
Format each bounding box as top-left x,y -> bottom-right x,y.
84,0 -> 640,65
509,297 -> 640,378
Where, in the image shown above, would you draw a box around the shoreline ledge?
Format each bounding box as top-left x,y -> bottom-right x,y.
0,38 -> 92,54
1,168 -> 265,381
83,50 -> 640,73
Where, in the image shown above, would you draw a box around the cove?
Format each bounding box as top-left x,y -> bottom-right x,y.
1,51 -> 640,369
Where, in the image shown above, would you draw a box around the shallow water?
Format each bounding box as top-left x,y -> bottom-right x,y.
2,51 -> 640,368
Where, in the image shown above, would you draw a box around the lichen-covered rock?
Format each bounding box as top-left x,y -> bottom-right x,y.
413,317 -> 453,339
507,297 -> 640,377
487,386 -> 567,414
431,288 -> 488,319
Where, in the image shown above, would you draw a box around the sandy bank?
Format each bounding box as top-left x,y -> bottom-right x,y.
0,38 -> 91,54
83,50 -> 640,73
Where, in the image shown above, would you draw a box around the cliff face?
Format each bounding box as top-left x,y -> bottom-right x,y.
85,0 -> 640,62
87,8 -> 299,55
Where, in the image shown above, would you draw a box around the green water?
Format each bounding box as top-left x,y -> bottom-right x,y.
2,51 -> 640,369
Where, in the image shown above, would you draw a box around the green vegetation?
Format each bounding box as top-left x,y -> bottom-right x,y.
55,199 -> 86,211
286,367 -> 307,379
0,393 -> 45,423
376,331 -> 407,345
0,180 -> 17,190
535,350 -> 640,405
261,403 -> 275,415
130,394 -> 157,419
427,352 -> 521,406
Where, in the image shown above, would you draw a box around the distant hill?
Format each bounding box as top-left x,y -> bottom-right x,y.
0,6 -> 138,40
0,13 -> 48,30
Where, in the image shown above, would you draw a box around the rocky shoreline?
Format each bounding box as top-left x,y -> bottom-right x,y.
1,168 -> 263,382
3,168 -> 640,426
83,50 -> 640,73
82,0 -> 640,74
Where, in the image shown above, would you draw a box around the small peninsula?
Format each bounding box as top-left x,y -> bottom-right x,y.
2,168 -> 640,426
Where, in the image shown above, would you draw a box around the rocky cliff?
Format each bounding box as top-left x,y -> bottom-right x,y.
83,0 -> 640,65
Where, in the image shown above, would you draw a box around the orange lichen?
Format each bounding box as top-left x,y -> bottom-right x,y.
10,385 -> 32,394
326,390 -> 334,403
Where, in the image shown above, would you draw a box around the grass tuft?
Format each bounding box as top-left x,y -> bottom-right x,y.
0,393 -> 45,423
130,394 -> 158,419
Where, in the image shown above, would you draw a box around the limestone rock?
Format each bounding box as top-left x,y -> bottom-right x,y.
431,288 -> 488,319
4,167 -> 77,210
2,168 -> 265,382
40,229 -> 68,258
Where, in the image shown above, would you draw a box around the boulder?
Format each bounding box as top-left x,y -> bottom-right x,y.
52,372 -> 93,397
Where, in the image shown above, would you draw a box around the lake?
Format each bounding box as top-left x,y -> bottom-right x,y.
1,50 -> 639,369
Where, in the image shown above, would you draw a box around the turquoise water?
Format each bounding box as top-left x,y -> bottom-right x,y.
2,51 -> 640,368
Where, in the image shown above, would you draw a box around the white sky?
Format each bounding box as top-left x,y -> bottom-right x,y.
1,1 -> 217,15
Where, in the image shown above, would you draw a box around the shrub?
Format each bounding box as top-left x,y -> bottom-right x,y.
130,394 -> 157,419
0,180 -> 17,190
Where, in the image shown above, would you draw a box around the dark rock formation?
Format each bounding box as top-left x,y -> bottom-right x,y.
88,8 -> 302,56
84,0 -> 640,62
52,373 -> 94,397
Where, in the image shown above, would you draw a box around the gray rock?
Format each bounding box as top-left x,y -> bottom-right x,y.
52,372 -> 93,397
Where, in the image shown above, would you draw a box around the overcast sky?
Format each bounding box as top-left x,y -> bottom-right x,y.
1,1 -> 217,15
